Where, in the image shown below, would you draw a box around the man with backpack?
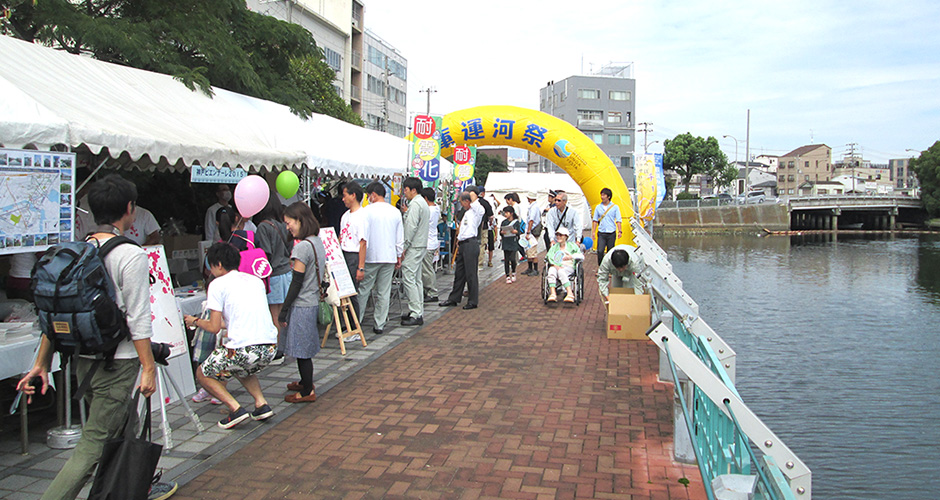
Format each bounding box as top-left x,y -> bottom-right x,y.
17,175 -> 171,500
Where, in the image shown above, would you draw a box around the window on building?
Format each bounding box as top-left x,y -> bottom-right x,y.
805,161 -> 809,168
588,132 -> 603,144
607,111 -> 622,124
577,110 -> 603,121
608,134 -> 631,145
788,161 -> 795,169
367,75 -> 386,97
324,47 -> 341,72
805,175 -> 810,181
778,175 -> 786,182
367,45 -> 385,67
788,175 -> 794,181
578,89 -> 600,99
899,167 -> 904,177
621,157 -> 632,168
366,113 -> 385,131
388,122 -> 406,137
609,90 -> 631,101
788,189 -> 795,194
560,91 -> 567,101
387,59 -> 407,80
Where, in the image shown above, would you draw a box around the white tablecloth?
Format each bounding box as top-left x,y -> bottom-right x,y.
0,333 -> 42,381
175,290 -> 207,317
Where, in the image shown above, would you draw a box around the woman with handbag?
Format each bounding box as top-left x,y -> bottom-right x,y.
278,202 -> 326,403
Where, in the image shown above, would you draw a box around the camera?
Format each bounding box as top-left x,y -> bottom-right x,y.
151,342 -> 171,366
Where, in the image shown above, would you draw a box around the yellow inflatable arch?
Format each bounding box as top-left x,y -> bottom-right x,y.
440,105 -> 635,245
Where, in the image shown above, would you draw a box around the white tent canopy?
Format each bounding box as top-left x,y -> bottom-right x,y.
483,172 -> 593,228
0,35 -> 411,177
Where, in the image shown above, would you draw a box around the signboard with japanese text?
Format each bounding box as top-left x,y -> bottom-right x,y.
145,245 -> 189,359
190,164 -> 249,184
453,145 -> 476,181
318,227 -> 356,299
0,148 -> 74,255
411,115 -> 442,183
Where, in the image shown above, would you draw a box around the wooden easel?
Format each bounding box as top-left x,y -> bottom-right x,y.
321,295 -> 366,355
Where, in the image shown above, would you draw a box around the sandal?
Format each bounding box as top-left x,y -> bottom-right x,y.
285,391 -> 317,403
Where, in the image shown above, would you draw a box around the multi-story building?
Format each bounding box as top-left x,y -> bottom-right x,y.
538,63 -> 636,186
361,30 -> 407,137
245,1 -> 407,136
888,158 -> 918,190
777,144 -> 832,195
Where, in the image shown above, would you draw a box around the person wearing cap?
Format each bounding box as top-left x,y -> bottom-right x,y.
523,192 -> 542,276
545,191 -> 582,245
592,187 -> 622,265
545,226 -> 583,303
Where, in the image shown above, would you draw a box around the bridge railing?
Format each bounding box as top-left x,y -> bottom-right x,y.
629,219 -> 812,499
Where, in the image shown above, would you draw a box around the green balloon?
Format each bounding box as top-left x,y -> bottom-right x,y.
276,171 -> 299,199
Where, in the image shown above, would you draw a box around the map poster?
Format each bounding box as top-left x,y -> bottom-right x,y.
318,227 -> 356,299
145,245 -> 189,359
0,148 -> 75,255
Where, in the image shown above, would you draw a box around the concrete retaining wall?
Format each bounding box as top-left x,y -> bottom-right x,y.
654,203 -> 789,233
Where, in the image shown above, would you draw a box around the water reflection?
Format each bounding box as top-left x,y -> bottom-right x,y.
651,232 -> 940,500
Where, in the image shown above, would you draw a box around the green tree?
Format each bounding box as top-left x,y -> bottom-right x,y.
0,0 -> 361,124
471,152 -> 508,185
713,162 -> 739,191
663,133 -> 728,193
910,141 -> 940,217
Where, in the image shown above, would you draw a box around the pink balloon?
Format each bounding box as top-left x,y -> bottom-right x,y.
233,175 -> 270,218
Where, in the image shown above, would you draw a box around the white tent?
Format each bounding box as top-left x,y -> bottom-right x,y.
0,35 -> 411,177
483,172 -> 593,229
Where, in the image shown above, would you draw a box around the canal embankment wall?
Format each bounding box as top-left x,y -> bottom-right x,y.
654,203 -> 789,233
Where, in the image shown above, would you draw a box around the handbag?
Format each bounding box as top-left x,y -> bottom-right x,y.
190,308 -> 218,364
88,390 -> 163,500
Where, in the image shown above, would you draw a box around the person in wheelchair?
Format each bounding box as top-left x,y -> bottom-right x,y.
546,226 -> 583,302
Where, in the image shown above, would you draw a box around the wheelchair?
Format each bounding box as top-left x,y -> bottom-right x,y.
540,256 -> 584,305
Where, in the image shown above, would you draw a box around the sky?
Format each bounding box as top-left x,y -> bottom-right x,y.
365,0 -> 939,164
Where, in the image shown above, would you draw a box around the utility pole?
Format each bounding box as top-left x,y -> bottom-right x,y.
638,122 -> 653,152
744,109 -> 750,196
382,58 -> 389,133
418,87 -> 436,116
846,142 -> 858,194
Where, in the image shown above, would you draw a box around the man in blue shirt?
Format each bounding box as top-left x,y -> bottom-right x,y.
591,187 -> 622,265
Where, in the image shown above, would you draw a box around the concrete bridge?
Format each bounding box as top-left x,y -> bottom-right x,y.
655,196 -> 925,232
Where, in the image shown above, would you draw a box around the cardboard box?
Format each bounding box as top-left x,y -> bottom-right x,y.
163,234 -> 203,259
606,287 -> 652,340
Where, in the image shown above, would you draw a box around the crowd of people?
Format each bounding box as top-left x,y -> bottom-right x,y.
11,171 -> 644,500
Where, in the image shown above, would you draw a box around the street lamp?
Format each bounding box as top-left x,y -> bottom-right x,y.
723,135 -> 739,194
645,140 -> 660,153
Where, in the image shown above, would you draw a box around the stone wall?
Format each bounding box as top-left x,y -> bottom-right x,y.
654,204 -> 789,233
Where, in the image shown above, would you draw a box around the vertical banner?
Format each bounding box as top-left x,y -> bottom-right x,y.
145,245 -> 188,359
412,115 -> 442,183
654,153 -> 666,208
453,145 -> 476,183
634,153 -> 658,223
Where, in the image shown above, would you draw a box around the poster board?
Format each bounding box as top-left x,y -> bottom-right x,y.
0,148 -> 75,255
145,245 -> 189,359
318,227 -> 356,299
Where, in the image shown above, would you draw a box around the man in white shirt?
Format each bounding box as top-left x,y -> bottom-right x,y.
204,184 -> 257,242
545,191 -> 582,244
439,192 -> 484,310
400,177 -> 429,326
421,188 -> 441,302
339,182 -> 365,324
184,242 -> 277,430
356,182 -> 404,334
523,192 -> 542,276
124,206 -> 161,245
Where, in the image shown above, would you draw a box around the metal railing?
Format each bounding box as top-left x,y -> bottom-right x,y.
630,219 -> 811,498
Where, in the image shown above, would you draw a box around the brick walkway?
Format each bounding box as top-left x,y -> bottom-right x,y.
175,257 -> 707,499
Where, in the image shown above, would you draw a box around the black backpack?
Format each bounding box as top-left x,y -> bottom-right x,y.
32,236 -> 137,361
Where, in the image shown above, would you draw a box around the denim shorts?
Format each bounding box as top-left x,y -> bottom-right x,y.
266,271 -> 292,304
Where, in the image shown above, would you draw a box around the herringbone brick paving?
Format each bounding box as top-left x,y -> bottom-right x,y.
175,257 -> 707,499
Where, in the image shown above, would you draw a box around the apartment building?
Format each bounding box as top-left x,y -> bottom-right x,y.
777,144 -> 832,195
888,158 -> 918,190
361,30 -> 408,137
537,64 -> 637,186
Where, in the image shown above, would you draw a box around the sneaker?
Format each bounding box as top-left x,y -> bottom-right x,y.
218,407 -> 250,429
344,334 -> 362,343
511,274 -> 516,283
506,276 -> 512,284
251,404 -> 274,421
210,397 -> 223,405
192,388 -> 211,403
148,480 -> 178,500
269,353 -> 284,365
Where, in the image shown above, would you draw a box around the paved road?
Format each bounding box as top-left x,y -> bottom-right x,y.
174,257 -> 706,499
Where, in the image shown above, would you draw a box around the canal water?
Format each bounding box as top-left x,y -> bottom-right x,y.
655,232 -> 940,500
